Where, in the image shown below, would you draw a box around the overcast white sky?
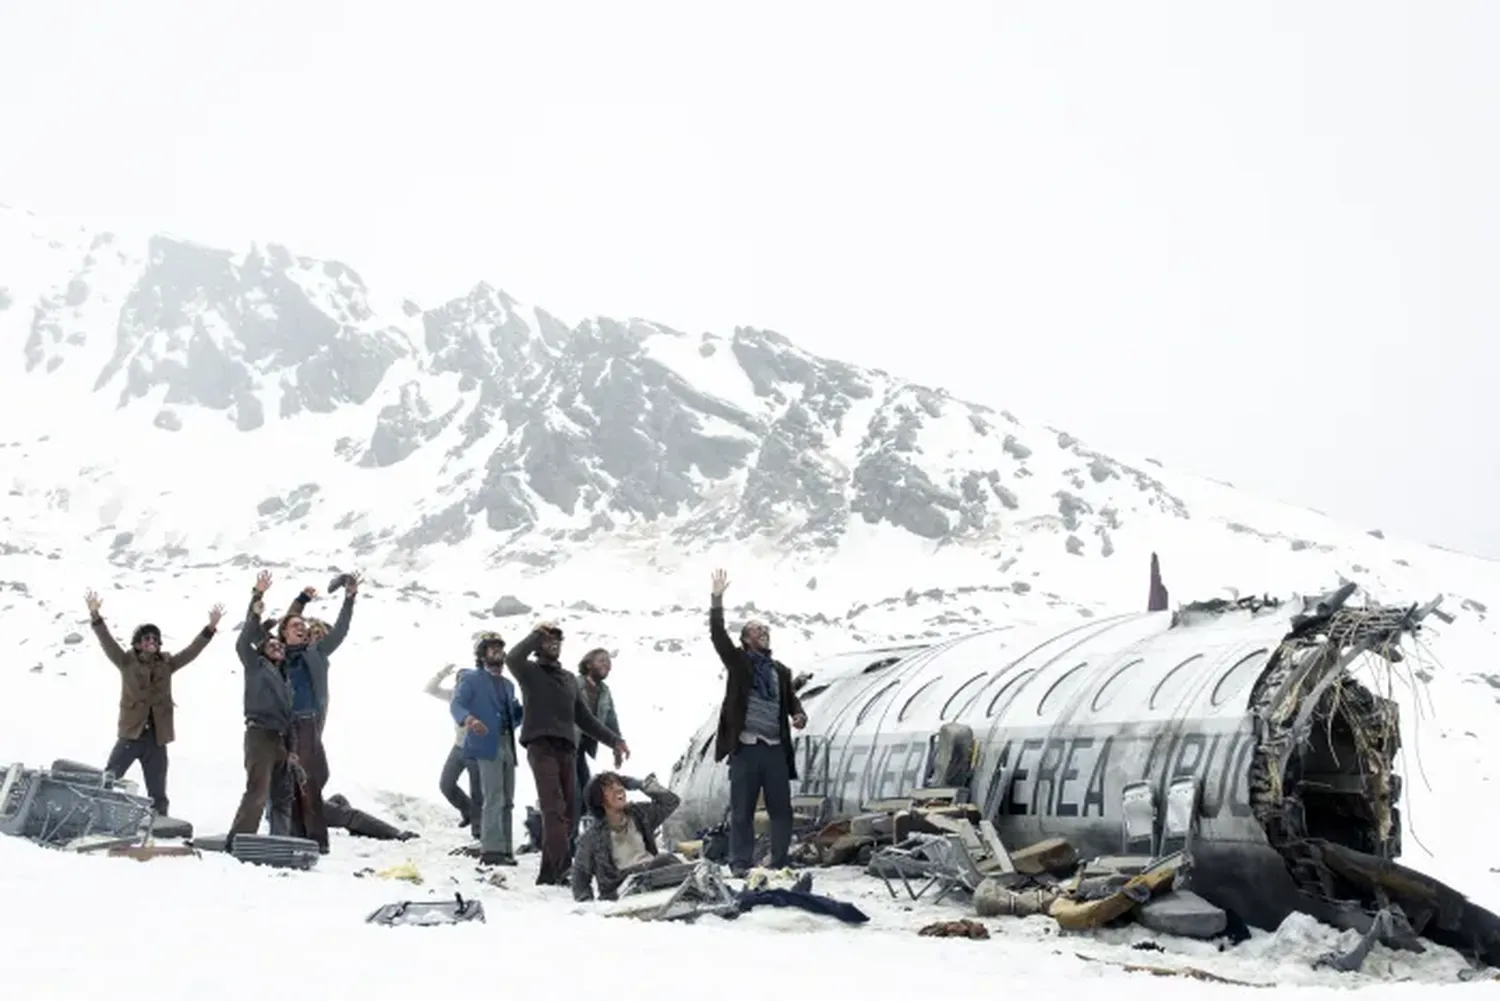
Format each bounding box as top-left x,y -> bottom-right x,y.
3,1 -> 1495,558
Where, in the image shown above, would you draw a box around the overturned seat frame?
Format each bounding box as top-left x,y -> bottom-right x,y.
611,860 -> 740,922
871,832 -> 988,904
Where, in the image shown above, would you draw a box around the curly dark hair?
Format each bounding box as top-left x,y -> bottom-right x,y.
584,770 -> 626,817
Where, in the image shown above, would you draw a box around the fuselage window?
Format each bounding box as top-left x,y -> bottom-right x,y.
1210,648 -> 1270,708
1149,653 -> 1206,710
1037,662 -> 1090,716
896,677 -> 944,723
941,672 -> 989,720
856,680 -> 903,725
986,668 -> 1036,718
1091,658 -> 1143,712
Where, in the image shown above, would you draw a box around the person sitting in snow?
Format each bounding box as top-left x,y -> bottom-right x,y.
570,771 -> 682,901
84,587 -> 223,819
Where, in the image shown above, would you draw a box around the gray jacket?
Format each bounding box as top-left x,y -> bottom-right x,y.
236,598 -> 293,735
577,676 -> 622,760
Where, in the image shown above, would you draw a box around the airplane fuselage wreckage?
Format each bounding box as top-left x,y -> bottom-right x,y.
667,560 -> 1500,966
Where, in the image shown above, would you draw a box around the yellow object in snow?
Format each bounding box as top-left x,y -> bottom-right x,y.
743,867 -> 797,890
375,861 -> 423,885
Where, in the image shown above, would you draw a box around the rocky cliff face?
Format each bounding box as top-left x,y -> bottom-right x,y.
0,203 -> 1207,573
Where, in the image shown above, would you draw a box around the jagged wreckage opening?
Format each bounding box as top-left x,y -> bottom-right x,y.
1242,584 -> 1500,966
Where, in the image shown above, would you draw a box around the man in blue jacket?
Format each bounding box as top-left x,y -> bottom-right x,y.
451,635 -> 525,866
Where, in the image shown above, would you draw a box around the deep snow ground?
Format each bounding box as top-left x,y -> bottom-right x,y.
3,566 -> 1499,994
0,800 -> 1490,998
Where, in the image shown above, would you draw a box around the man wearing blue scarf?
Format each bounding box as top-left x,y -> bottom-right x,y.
707,569 -> 807,877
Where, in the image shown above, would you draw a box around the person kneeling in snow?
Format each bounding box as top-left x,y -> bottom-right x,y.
571,771 -> 682,902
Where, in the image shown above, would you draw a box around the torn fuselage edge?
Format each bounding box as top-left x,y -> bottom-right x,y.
1240,589 -> 1500,966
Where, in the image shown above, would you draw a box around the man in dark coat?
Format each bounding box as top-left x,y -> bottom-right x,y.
506,621 -> 629,886
708,569 -> 806,876
84,587 -> 222,818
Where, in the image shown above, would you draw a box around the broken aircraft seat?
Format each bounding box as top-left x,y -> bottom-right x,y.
0,762 -> 155,846
190,833 -> 321,870
367,894 -> 486,927
923,723 -> 976,790
1120,780 -> 1157,856
1159,776 -> 1200,860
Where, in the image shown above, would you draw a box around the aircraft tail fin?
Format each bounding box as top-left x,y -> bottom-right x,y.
1148,552 -> 1170,612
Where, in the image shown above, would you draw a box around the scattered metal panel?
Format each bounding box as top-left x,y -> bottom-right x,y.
1037,662 -> 1091,716
941,672 -> 990,721
1091,657 -> 1144,712
1149,653 -> 1206,710
1210,649 -> 1271,708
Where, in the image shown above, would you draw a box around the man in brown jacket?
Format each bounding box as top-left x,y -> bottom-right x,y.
85,588 -> 223,818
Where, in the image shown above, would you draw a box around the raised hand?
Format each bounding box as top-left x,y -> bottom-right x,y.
208,604 -> 225,629
254,571 -> 272,594
301,586 -> 318,601
85,589 -> 101,615
345,572 -> 362,597
711,569 -> 729,597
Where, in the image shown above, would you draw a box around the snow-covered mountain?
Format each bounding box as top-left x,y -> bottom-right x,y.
3,197 -> 1500,937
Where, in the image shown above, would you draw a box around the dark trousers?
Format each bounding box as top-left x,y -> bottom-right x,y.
569,750 -> 592,853
229,727 -> 292,836
728,740 -> 793,871
286,714 -> 330,850
525,736 -> 577,884
104,721 -> 170,816
439,744 -> 483,837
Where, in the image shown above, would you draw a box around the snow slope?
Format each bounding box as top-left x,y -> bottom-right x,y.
2,199 -> 1499,993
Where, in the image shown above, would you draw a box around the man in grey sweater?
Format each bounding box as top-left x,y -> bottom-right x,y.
707,569 -> 806,876
506,621 -> 629,886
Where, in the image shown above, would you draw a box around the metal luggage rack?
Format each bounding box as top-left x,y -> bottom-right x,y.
0,763 -> 155,847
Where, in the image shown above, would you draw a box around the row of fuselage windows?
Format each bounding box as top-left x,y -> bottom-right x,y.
691,647 -> 1268,764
